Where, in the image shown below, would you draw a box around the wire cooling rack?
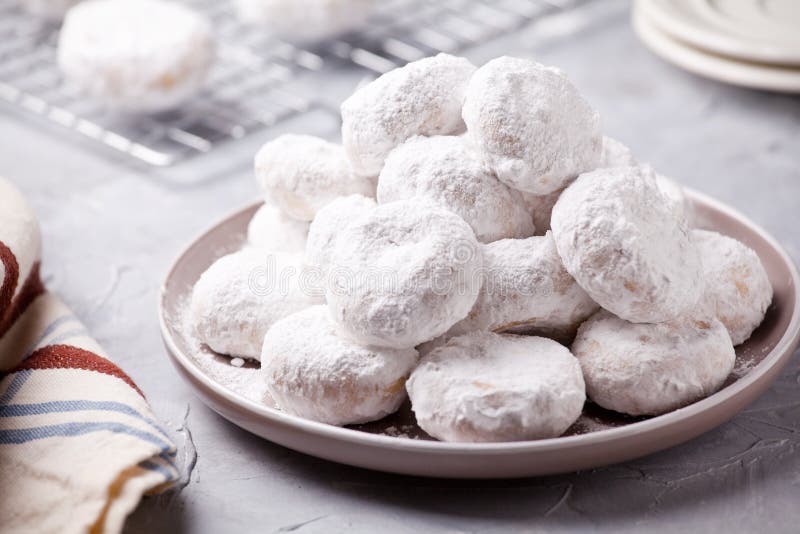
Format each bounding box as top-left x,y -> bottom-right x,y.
0,0 -> 585,168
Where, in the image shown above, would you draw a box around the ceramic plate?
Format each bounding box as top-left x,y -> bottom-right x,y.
159,190 -> 800,478
633,4 -> 800,94
640,0 -> 800,66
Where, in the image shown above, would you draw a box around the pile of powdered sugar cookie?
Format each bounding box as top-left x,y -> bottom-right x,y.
189,54 -> 773,443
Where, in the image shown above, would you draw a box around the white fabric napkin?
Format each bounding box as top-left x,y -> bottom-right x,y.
0,177 -> 178,534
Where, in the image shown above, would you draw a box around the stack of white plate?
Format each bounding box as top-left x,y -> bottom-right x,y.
633,0 -> 800,92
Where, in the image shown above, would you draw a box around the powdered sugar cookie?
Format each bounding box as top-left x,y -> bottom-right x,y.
254,134 -> 374,222
247,203 -> 309,254
305,194 -> 376,274
597,137 -> 692,224
327,199 -> 483,349
694,229 -> 772,345
262,305 -> 418,426
58,0 -> 215,113
551,165 -> 703,323
449,232 -> 598,341
573,310 -> 735,416
377,136 -> 534,242
341,54 -> 476,177
655,173 -> 693,224
599,136 -> 637,168
235,0 -> 374,42
407,331 -> 585,442
190,248 -> 322,360
462,56 -> 601,195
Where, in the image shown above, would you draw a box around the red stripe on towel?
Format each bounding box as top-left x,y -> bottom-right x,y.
0,240 -> 19,319
0,262 -> 45,338
12,345 -> 144,398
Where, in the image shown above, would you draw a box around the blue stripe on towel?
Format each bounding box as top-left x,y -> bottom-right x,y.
0,421 -> 173,452
0,399 -> 171,440
44,327 -> 89,348
140,459 -> 178,481
0,371 -> 32,404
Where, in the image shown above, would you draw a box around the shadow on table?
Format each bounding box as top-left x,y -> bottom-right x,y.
124,490 -> 191,534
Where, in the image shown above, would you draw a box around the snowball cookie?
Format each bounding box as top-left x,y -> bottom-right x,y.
58,0 -> 214,114
262,305 -> 418,426
694,230 -> 772,345
190,248 -> 322,360
462,56 -> 601,195
255,134 -> 374,222
247,203 -> 309,254
407,331 -> 585,442
341,54 -> 477,177
573,310 -> 735,416
521,187 -> 565,236
235,0 -> 374,42
449,232 -> 598,341
551,165 -> 703,323
22,0 -> 82,19
377,135 -> 534,242
597,137 -> 692,224
327,199 -> 483,349
599,136 -> 637,168
305,194 -> 376,274
655,172 -> 693,225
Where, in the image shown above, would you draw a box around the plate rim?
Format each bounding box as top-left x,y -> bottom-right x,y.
632,3 -> 800,93
640,0 -> 800,66
159,188 -> 800,456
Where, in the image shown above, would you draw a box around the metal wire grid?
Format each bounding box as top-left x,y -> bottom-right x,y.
0,0 -> 330,167
328,0 -> 589,74
0,0 -> 584,168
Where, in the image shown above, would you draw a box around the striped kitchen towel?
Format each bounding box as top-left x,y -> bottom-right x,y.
0,178 -> 178,534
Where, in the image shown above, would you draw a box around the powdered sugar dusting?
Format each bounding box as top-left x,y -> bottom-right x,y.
341,53 -> 476,177
377,135 -> 534,242
263,305 -> 419,426
551,165 -> 703,323
463,56 -> 601,195
58,0 -> 215,113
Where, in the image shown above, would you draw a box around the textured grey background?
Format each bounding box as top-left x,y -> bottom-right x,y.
2,1 -> 800,532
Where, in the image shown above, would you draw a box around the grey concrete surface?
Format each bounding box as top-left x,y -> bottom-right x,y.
1,1 -> 799,532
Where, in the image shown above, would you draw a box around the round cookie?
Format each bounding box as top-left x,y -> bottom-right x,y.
655,172 -> 693,225
597,137 -> 692,224
58,0 -> 215,113
190,248 -> 322,360
341,54 -> 476,177
407,331 -> 585,442
247,203 -> 309,254
573,310 -> 735,416
262,305 -> 418,426
462,56 -> 601,195
305,194 -> 376,274
377,135 -> 534,242
599,136 -> 637,168
234,0 -> 374,42
327,199 -> 483,349
693,229 -> 772,345
254,134 -> 374,222
551,165 -> 703,323
449,232 -> 598,342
